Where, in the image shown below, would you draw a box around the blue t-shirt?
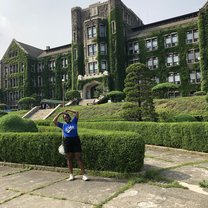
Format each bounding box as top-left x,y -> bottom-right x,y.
57,117 -> 78,138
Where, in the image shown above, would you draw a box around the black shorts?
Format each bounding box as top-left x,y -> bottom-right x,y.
63,137 -> 82,153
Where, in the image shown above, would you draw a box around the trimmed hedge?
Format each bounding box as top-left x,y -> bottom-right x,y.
35,120 -> 52,126
0,130 -> 145,173
0,115 -> 38,132
79,121 -> 208,153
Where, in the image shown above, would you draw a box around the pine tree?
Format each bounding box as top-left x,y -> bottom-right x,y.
123,63 -> 156,121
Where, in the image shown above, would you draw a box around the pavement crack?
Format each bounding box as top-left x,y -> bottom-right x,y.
2,168 -> 32,177
0,177 -> 68,206
94,179 -> 136,208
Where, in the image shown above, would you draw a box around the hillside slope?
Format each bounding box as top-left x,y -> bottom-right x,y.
155,96 -> 207,115
8,96 -> 208,122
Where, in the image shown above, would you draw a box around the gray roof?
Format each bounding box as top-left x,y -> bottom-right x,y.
38,44 -> 71,58
15,40 -> 71,58
16,40 -> 43,58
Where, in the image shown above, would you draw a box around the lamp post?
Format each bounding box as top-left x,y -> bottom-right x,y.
62,78 -> 65,107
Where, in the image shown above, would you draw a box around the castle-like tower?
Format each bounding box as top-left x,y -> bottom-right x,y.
71,0 -> 143,99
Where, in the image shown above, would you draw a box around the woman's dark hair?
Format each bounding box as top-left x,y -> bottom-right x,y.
63,113 -> 71,120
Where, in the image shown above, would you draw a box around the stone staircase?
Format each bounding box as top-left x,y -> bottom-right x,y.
22,104 -> 61,121
29,109 -> 54,120
79,99 -> 97,106
79,96 -> 105,106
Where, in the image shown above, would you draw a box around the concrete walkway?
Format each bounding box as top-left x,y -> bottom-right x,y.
0,145 -> 207,208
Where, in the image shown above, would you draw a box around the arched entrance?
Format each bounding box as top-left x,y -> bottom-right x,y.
82,81 -> 101,99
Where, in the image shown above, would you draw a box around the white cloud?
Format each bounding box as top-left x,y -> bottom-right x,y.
0,16 -> 14,58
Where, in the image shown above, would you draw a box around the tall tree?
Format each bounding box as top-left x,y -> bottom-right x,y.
123,63 -> 156,121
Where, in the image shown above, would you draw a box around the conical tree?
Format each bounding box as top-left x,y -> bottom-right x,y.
123,63 -> 156,121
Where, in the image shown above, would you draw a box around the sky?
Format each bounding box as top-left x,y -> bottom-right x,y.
0,0 -> 207,59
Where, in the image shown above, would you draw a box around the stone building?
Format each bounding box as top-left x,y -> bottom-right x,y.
0,0 -> 208,108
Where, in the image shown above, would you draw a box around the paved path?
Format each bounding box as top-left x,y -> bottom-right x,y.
0,145 -> 207,208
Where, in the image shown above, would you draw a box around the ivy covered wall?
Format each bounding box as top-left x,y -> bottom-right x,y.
129,21 -> 200,96
199,6 -> 208,92
2,41 -> 29,105
1,40 -> 72,106
108,5 -> 126,91
71,43 -> 84,90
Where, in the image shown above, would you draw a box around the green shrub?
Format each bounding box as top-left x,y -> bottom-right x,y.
18,97 -> 37,110
106,91 -> 125,102
0,130 -> 145,173
121,102 -> 142,121
0,115 -> 38,132
79,121 -> 208,153
38,126 -> 59,132
193,91 -> 206,96
0,132 -> 64,166
157,111 -> 175,122
172,114 -> 197,122
0,103 -> 6,110
65,90 -> 81,101
0,111 -> 7,117
152,82 -> 179,98
35,120 -> 52,126
199,180 -> 208,188
80,130 -> 145,172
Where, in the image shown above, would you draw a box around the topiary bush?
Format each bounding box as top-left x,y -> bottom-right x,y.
0,115 -> 38,132
0,111 -> 7,118
106,91 -> 125,102
172,114 -> 197,122
18,97 -> 37,110
0,130 -> 145,173
65,90 -> 81,101
35,120 -> 52,126
193,91 -> 206,96
0,103 -> 7,110
152,82 -> 179,98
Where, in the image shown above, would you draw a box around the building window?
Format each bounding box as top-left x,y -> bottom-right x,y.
90,6 -> 98,17
87,26 -> 96,39
166,53 -> 179,66
4,80 -> 8,88
49,60 -> 55,69
88,62 -> 98,74
111,21 -> 116,34
8,50 -> 18,58
146,38 -> 158,51
37,63 -> 44,72
20,63 -> 24,72
129,58 -> 139,65
164,33 -> 178,48
73,32 -> 76,42
147,57 -> 158,69
99,24 -> 106,37
62,58 -> 68,68
153,77 -> 160,84
73,49 -> 77,60
190,71 -> 201,83
4,67 -> 8,76
168,72 -> 181,84
187,49 -> 200,63
36,76 -> 43,87
100,43 -> 107,55
101,60 -> 107,71
50,76 -> 55,83
128,41 -> 139,54
88,44 -> 97,56
187,29 -> 198,43
19,77 -> 23,86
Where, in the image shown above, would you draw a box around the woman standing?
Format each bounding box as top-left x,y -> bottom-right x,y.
53,109 -> 89,181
